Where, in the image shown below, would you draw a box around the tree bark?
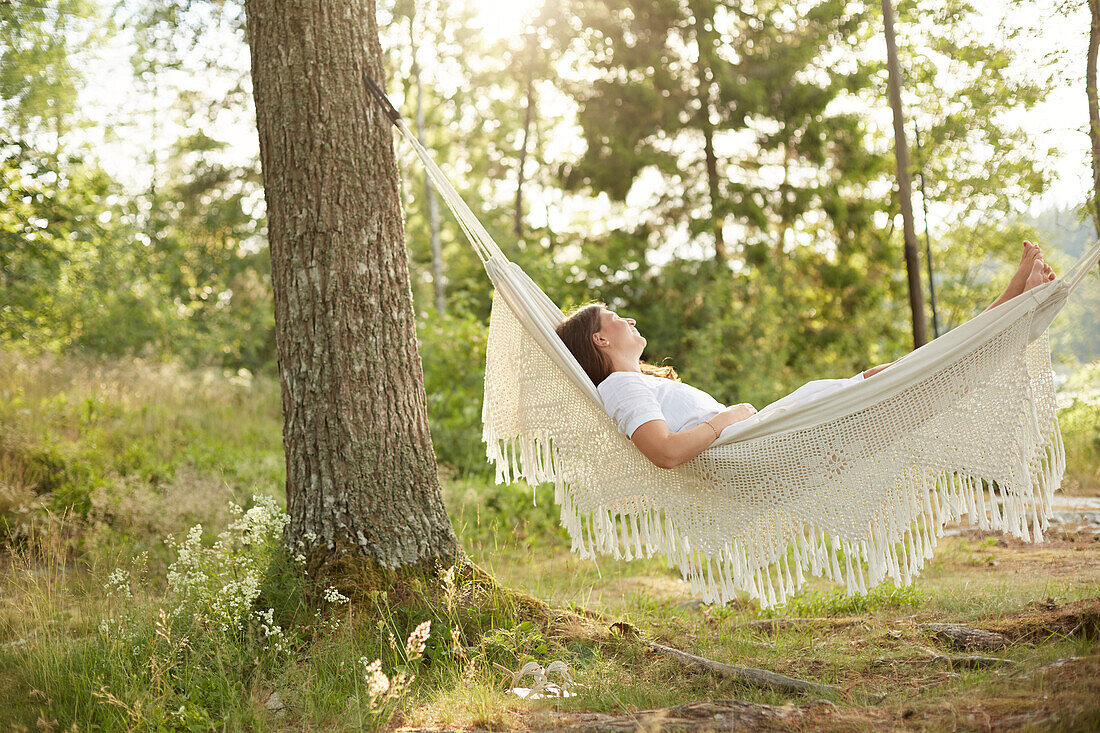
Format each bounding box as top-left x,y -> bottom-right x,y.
515,42 -> 536,239
244,0 -> 458,569
411,12 -> 446,313
881,0 -> 929,348
1088,0 -> 1100,237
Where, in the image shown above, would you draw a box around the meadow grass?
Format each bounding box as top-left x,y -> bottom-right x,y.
1,349 -> 1098,731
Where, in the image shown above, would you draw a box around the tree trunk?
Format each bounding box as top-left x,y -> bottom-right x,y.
690,0 -> 727,263
1088,0 -> 1100,237
881,0 -> 928,348
411,12 -> 446,313
244,0 -> 458,570
514,63 -> 535,239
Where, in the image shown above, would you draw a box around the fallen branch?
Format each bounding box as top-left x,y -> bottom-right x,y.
646,641 -> 842,698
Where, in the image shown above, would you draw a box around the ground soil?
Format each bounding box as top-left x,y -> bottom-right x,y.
403,517 -> 1100,732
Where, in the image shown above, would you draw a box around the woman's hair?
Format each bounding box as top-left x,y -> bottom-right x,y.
555,302 -> 678,387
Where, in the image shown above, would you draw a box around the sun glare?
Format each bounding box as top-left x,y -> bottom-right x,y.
471,0 -> 544,41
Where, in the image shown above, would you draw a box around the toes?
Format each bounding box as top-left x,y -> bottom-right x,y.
1021,241 -> 1041,265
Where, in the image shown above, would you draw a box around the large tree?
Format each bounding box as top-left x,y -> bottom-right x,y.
243,0 -> 458,569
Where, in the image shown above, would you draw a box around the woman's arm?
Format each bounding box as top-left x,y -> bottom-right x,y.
631,404 -> 756,469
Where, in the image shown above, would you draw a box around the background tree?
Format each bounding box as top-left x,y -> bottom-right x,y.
882,0 -> 929,347
549,0 -> 910,404
1089,0 -> 1100,235
243,0 -> 458,569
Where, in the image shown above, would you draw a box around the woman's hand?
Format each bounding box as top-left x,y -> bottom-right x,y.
709,403 -> 757,432
631,403 -> 757,470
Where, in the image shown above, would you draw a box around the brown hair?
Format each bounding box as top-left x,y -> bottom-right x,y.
555,302 -> 678,387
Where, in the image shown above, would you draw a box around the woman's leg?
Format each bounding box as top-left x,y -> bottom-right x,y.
863,242 -> 1055,380
982,241 -> 1054,313
863,362 -> 894,379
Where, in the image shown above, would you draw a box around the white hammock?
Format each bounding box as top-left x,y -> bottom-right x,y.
376,90 -> 1100,608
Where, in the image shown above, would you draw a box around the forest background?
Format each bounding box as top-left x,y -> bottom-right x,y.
2,0 -> 1099,477
3,0 -> 1100,729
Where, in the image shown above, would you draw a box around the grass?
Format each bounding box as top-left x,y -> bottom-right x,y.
1,348 -> 1099,731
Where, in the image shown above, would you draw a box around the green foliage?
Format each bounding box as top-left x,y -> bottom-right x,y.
897,0 -> 1049,221
445,476 -> 569,554
777,581 -> 929,617
1060,397 -> 1100,495
926,219 -> 1042,332
477,620 -> 551,669
0,142 -> 137,352
0,349 -> 284,553
0,0 -> 99,140
416,307 -> 490,476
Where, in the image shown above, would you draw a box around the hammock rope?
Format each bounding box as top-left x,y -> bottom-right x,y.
363,74 -> 1100,608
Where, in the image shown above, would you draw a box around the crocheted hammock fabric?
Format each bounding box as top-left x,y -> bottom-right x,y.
380,109 -> 1100,608
481,254 -> 1098,608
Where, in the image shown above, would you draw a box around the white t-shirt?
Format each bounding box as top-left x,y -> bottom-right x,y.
596,370 -> 867,439
597,371 -> 725,438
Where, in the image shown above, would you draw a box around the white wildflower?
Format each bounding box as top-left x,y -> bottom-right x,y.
363,658 -> 390,702
104,568 -> 132,599
164,497 -> 290,634
404,620 -> 431,661
254,608 -> 288,654
323,586 -> 349,605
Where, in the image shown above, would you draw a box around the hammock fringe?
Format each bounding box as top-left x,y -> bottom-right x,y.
482,405 -> 1065,607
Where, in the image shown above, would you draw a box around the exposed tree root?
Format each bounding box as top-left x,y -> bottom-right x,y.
1015,655 -> 1100,679
910,646 -> 1016,669
303,548 -> 607,643
645,641 -> 844,699
531,699 -> 813,732
886,629 -> 1015,669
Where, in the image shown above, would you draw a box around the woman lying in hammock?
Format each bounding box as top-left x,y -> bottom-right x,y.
555,242 -> 1056,469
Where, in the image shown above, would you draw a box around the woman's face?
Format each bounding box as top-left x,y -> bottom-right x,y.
595,309 -> 646,353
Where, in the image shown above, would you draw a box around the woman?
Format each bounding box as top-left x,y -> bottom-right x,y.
555,243 -> 1056,469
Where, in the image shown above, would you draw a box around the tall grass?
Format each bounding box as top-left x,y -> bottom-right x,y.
1,348 -> 1098,729
0,502 -> 593,730
0,349 -> 284,565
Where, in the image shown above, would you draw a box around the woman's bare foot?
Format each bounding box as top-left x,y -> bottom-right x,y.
984,241 -> 1050,312
1022,257 -> 1056,292
1007,241 -> 1042,299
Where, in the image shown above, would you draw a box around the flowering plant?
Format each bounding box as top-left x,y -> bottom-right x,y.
165,494 -> 289,635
